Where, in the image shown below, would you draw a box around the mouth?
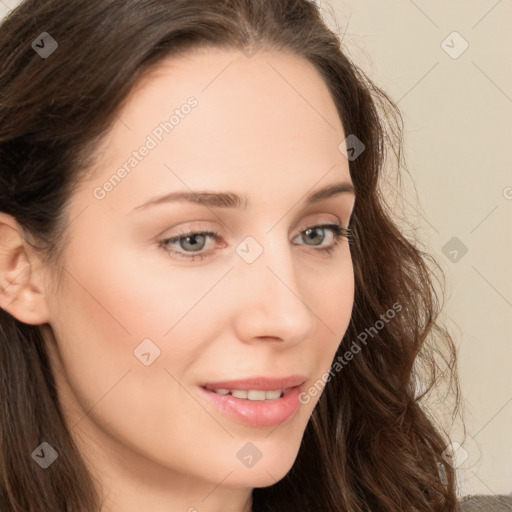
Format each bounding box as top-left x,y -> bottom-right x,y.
202,388 -> 291,400
197,375 -> 307,428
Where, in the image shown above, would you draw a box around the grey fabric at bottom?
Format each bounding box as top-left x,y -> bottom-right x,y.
460,495 -> 512,511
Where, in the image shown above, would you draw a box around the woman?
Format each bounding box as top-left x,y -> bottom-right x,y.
0,0 -> 465,510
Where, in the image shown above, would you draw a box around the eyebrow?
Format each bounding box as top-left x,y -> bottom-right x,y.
130,181 -> 355,213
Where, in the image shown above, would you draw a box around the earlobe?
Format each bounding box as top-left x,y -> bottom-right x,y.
0,213 -> 50,325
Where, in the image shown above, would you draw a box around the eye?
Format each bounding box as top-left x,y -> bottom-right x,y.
158,224 -> 353,261
158,229 -> 221,261
292,224 -> 352,255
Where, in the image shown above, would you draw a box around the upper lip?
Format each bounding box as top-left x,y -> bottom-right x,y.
200,375 -> 307,391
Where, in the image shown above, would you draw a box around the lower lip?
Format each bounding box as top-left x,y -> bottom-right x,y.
198,385 -> 303,427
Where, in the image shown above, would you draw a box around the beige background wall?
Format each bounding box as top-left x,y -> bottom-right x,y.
318,0 -> 512,497
2,0 -> 511,498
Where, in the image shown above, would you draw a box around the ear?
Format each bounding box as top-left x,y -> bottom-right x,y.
0,212 -> 50,325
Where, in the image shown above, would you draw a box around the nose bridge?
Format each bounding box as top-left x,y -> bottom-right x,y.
231,230 -> 316,343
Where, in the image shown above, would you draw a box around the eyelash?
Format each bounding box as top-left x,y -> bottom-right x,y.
158,223 -> 353,261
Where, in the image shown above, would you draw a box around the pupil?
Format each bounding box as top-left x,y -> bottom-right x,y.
306,227 -> 323,246
183,234 -> 205,251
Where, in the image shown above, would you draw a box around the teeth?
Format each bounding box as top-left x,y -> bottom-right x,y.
262,389 -> 282,400
212,389 -> 283,400
247,390 -> 266,400
231,389 -> 248,399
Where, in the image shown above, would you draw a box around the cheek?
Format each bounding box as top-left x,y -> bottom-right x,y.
47,251 -> 234,475
48,238 -> 211,392
308,253 -> 354,335
302,256 -> 355,390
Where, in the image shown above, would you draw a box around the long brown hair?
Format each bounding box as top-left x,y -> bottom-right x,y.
0,0 -> 462,510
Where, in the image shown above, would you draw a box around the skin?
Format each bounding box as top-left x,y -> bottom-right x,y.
0,47 -> 355,512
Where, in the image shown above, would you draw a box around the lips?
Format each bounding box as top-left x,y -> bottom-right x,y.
200,375 -> 307,391
198,375 -> 307,427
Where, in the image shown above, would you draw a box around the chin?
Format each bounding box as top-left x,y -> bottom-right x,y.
227,465 -> 294,489
221,442 -> 300,488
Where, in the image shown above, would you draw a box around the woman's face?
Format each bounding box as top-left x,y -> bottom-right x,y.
43,47 -> 355,505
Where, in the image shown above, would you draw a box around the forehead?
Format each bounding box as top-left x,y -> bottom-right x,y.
82,48 -> 350,213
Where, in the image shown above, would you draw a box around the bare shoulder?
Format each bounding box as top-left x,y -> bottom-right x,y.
460,495 -> 512,511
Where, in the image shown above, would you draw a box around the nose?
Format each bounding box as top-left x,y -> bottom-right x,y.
231,233 -> 317,347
